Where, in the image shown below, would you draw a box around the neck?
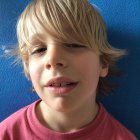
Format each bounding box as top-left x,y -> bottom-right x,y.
36,100 -> 99,132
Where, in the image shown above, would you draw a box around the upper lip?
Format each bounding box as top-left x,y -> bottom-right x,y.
45,77 -> 77,87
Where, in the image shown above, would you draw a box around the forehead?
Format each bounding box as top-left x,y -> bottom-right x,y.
24,8 -> 89,46
27,22 -> 85,46
29,33 -> 57,45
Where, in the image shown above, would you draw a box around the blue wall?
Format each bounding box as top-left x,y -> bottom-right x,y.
0,0 -> 140,138
0,0 -> 39,120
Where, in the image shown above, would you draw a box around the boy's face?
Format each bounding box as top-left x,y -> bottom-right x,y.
28,34 -> 108,112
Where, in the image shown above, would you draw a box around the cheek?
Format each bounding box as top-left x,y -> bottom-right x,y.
82,64 -> 100,84
28,62 -> 42,86
78,58 -> 101,89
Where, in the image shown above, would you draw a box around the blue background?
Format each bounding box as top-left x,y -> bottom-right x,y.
0,0 -> 140,138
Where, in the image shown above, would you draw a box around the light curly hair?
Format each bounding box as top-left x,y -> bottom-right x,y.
16,0 -> 126,96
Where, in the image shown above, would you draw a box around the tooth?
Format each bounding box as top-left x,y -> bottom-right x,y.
61,83 -> 69,86
50,84 -> 58,86
61,83 -> 67,86
50,83 -> 71,87
54,84 -> 61,86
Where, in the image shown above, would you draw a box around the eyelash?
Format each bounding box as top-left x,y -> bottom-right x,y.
31,47 -> 47,55
64,44 -> 85,48
30,43 -> 85,55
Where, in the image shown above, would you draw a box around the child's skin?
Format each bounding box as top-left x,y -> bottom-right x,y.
28,32 -> 108,132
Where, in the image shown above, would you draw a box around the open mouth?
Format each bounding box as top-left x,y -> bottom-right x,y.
46,78 -> 78,95
49,82 -> 76,87
47,83 -> 78,95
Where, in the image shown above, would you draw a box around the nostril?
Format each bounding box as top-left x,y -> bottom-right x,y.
56,63 -> 64,67
44,54 -> 67,69
45,62 -> 65,69
46,63 -> 52,69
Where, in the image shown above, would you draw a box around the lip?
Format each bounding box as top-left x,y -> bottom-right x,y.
45,77 -> 78,95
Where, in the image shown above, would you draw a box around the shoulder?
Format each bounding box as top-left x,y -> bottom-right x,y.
0,101 -> 35,125
99,103 -> 137,140
0,100 -> 39,139
1,106 -> 28,125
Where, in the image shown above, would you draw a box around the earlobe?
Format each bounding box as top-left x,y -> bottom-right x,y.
100,67 -> 108,77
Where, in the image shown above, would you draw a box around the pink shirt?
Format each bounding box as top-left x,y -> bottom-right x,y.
0,100 -> 137,140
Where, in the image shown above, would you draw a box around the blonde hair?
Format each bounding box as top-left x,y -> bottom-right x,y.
16,0 -> 126,96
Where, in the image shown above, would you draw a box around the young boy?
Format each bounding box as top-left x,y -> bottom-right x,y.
0,0 -> 137,139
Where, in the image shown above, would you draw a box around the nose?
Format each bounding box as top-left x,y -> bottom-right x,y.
44,45 -> 67,69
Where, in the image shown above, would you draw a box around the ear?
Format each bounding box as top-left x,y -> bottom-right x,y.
100,65 -> 109,77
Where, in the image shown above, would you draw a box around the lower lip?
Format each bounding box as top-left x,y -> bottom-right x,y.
46,83 -> 78,95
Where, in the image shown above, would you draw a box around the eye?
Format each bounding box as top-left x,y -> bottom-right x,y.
65,43 -> 86,48
31,47 -> 47,55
